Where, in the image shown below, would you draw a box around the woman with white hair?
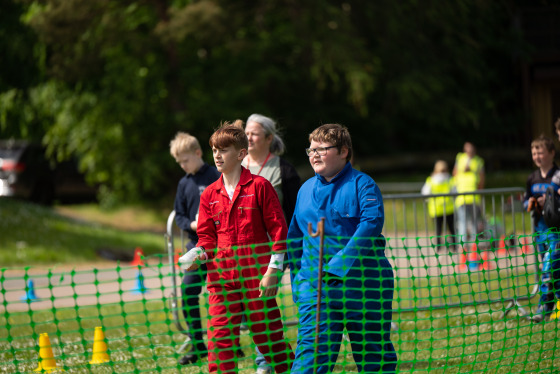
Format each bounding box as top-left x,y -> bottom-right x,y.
242,113 -> 300,374
243,113 -> 300,223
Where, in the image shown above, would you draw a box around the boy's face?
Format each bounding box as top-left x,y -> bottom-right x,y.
245,121 -> 272,154
175,150 -> 202,175
212,145 -> 246,174
532,145 -> 555,170
308,140 -> 348,182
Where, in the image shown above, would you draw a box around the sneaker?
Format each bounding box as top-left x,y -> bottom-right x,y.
178,343 -> 208,365
178,351 -> 208,365
531,303 -> 554,323
256,368 -> 272,374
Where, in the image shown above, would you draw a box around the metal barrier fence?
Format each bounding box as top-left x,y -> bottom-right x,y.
382,187 -> 539,317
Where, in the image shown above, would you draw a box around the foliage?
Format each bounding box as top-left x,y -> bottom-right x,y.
0,0 -> 534,203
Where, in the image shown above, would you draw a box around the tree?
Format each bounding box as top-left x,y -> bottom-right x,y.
1,0 -> 532,203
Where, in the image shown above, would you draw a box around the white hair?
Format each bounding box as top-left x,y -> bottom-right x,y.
247,113 -> 285,155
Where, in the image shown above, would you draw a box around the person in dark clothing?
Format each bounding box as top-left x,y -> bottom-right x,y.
170,132 -> 220,365
524,135 -> 560,323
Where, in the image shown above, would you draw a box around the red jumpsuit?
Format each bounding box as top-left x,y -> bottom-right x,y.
197,167 -> 294,373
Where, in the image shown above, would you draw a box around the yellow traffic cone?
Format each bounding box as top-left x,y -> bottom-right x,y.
34,333 -> 58,372
89,326 -> 110,364
550,301 -> 560,320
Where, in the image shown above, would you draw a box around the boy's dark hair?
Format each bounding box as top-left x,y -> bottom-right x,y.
209,120 -> 248,150
531,134 -> 555,153
309,123 -> 352,162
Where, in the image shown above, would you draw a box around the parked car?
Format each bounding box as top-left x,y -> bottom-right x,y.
0,140 -> 97,205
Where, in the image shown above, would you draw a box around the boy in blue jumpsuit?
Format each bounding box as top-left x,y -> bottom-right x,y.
170,132 -> 220,364
287,124 -> 397,373
523,135 -> 560,323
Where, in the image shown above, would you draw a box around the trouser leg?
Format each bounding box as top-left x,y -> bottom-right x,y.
456,206 -> 467,243
181,265 -> 206,344
246,292 -> 294,373
435,216 -> 444,246
446,214 -> 456,244
344,259 -> 398,373
207,286 -> 243,374
291,298 -> 341,374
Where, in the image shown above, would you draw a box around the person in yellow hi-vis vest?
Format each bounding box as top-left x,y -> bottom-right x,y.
421,160 -> 457,252
453,142 -> 485,243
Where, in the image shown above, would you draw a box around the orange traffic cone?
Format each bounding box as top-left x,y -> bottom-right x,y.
467,243 -> 480,271
457,249 -> 468,272
89,326 -> 110,364
521,237 -> 532,254
174,248 -> 182,269
480,250 -> 494,270
35,333 -> 60,372
129,247 -> 145,266
495,235 -> 507,257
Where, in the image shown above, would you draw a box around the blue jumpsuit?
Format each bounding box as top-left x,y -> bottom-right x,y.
287,162 -> 397,373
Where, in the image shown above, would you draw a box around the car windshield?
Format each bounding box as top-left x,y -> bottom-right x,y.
0,143 -> 26,159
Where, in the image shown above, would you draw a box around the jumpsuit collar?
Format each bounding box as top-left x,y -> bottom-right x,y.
212,166 -> 254,193
316,162 -> 352,185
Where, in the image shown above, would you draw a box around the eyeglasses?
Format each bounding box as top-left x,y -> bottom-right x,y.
305,146 -> 336,156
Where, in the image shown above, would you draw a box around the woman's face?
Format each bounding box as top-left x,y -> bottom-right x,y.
245,121 -> 272,154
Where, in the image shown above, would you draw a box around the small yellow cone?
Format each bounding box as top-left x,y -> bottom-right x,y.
550,301 -> 560,320
89,326 -> 110,364
34,333 -> 58,372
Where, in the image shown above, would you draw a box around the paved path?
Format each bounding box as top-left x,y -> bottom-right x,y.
1,237 -> 539,314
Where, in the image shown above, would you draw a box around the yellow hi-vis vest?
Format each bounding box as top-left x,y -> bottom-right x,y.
425,176 -> 455,218
454,153 -> 484,207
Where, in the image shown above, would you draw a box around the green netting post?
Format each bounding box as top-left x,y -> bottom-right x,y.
308,217 -> 325,374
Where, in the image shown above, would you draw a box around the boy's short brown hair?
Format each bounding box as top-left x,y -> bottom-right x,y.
309,123 -> 352,162
169,132 -> 201,159
209,120 -> 248,150
531,134 -> 555,153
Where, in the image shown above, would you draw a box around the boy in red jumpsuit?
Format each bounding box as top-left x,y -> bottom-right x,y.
179,121 -> 294,374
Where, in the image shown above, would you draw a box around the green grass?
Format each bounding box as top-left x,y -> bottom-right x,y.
0,198 -> 165,267
2,280 -> 559,373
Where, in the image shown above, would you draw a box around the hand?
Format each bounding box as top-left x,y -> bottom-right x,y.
178,247 -> 206,271
527,197 -> 537,212
323,272 -> 342,287
259,268 -> 280,297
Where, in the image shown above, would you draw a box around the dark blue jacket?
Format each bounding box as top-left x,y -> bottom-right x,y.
174,163 -> 221,245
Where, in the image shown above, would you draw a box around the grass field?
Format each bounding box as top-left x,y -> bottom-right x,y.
1,254 -> 559,374
0,198 -> 165,267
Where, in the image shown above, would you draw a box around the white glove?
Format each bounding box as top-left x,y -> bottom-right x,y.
178,247 -> 206,270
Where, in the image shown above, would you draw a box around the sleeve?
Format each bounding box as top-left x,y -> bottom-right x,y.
195,190 -> 218,259
258,178 -> 288,253
280,158 -> 301,223
326,177 -> 385,278
287,192 -> 304,301
552,170 -> 560,192
174,179 -> 195,234
421,178 -> 431,195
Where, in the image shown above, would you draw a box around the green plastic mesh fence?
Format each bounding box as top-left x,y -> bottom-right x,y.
1,233 -> 559,373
